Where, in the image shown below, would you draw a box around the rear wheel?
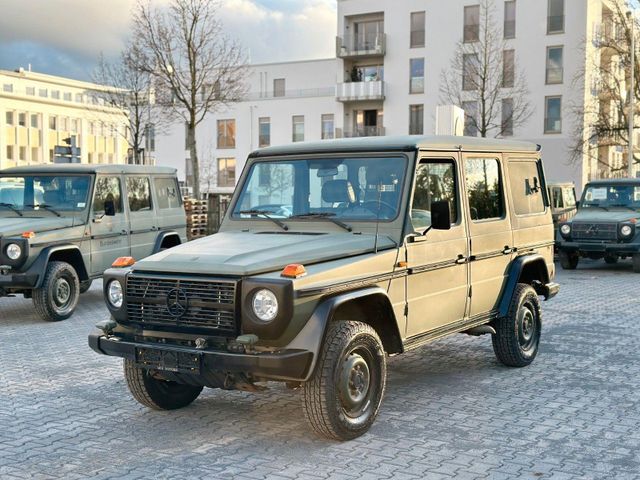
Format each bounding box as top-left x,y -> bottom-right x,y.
559,250 -> 579,270
123,359 -> 203,410
604,254 -> 618,265
32,261 -> 80,321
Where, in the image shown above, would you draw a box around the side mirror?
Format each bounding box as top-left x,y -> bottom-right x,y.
430,200 -> 451,231
104,199 -> 116,217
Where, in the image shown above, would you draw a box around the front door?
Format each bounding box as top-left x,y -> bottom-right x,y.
462,155 -> 513,317
90,175 -> 130,275
406,155 -> 469,337
125,175 -> 157,260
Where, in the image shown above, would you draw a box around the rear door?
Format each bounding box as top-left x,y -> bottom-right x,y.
126,175 -> 157,260
463,154 -> 513,318
153,176 -> 187,242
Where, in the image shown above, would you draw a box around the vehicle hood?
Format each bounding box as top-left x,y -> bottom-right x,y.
133,230 -> 396,277
571,209 -> 640,223
0,216 -> 77,237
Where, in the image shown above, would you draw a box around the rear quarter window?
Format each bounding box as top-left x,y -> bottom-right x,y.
155,177 -> 182,209
508,160 -> 546,215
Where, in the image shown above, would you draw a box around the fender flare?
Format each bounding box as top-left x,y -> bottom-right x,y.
287,286 -> 401,381
152,231 -> 181,253
28,245 -> 89,288
497,253 -> 550,317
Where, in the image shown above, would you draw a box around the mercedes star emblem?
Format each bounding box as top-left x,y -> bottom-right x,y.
166,288 -> 188,318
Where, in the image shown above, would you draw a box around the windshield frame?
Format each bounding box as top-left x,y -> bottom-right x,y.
228,152 -> 412,227
580,182 -> 640,209
0,173 -> 95,217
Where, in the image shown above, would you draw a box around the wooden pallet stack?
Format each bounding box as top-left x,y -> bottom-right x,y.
184,198 -> 209,240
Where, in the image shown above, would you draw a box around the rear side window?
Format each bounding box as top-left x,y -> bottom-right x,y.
155,178 -> 182,210
465,158 -> 504,221
508,160 -> 545,215
93,176 -> 123,214
412,160 -> 458,230
127,176 -> 152,212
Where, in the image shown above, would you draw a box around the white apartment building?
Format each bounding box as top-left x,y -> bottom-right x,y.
0,68 -> 131,169
152,0 -> 639,193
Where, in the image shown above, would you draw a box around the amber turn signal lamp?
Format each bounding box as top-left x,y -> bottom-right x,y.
22,231 -> 36,239
112,256 -> 136,268
281,263 -> 306,278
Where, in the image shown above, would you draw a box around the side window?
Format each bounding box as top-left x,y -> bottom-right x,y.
508,160 -> 545,215
551,187 -> 563,208
155,178 -> 182,210
562,187 -> 576,207
127,176 -> 152,212
93,176 -> 123,214
465,158 -> 504,221
411,160 -> 458,230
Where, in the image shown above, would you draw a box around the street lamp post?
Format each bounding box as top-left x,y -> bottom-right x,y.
628,10 -> 636,178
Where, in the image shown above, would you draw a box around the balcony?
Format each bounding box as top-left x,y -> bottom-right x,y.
336,33 -> 386,58
336,81 -> 384,102
336,126 -> 385,138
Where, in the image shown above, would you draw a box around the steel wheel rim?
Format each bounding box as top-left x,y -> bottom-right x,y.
338,348 -> 376,419
53,278 -> 72,309
517,302 -> 538,351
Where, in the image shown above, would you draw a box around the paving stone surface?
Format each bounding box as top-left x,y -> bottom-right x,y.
1,259 -> 639,479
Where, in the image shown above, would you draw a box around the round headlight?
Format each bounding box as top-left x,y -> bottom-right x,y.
252,289 -> 278,322
621,225 -> 633,237
6,243 -> 22,260
560,224 -> 571,236
107,280 -> 123,309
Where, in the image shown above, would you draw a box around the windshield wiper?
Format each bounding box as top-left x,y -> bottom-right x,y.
289,213 -> 353,232
238,209 -> 289,231
583,203 -> 608,211
0,203 -> 23,216
609,204 -> 638,211
25,204 -> 62,217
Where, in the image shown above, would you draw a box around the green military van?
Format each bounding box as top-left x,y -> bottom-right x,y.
90,136 -> 558,440
0,164 -> 186,321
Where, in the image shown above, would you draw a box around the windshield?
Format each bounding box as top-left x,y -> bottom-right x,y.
581,184 -> 640,209
232,156 -> 407,221
0,175 -> 91,213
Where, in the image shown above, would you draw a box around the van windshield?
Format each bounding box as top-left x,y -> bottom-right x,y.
0,175 -> 91,214
232,156 -> 407,221
582,184 -> 640,210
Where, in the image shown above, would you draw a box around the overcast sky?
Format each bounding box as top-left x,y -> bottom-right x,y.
0,0 -> 337,81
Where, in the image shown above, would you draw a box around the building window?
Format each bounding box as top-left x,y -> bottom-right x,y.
6,145 -> 13,160
60,117 -> 68,131
464,5 -> 480,43
30,114 -> 39,128
18,113 -> 26,127
547,0 -> 564,34
350,65 -> 384,82
274,78 -> 285,97
463,53 -> 479,91
544,96 -> 562,133
502,50 -> 515,88
71,119 -> 78,133
409,104 -> 424,135
321,114 -> 335,140
217,119 -> 236,149
258,117 -> 271,147
501,98 -> 514,136
5,111 -> 14,125
19,146 -> 26,161
504,1 -> 516,38
217,158 -> 236,187
546,46 -> 564,84
49,116 -> 57,130
410,11 -> 426,48
63,92 -> 72,101
410,58 -> 425,94
292,115 -> 304,142
26,87 -> 35,96
75,93 -> 83,103
39,88 -> 48,98
51,90 -> 60,100
31,147 -> 39,162
3,84 -> 13,93
147,124 -> 155,151
463,101 -> 478,136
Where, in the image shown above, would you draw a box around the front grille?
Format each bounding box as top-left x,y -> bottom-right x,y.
125,274 -> 238,335
572,222 -> 618,241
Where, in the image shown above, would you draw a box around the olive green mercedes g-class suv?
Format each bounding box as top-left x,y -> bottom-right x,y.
90,136 -> 558,440
0,164 -> 186,321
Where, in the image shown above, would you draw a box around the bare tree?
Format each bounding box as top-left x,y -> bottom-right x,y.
130,0 -> 247,198
569,2 -> 639,176
439,0 -> 532,137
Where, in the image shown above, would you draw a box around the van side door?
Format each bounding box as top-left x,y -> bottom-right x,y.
153,176 -> 187,243
405,155 -> 469,337
90,175 -> 130,275
463,154 -> 513,318
126,175 -> 157,260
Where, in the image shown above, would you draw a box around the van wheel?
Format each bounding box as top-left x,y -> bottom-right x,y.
302,321 -> 386,441
559,250 -> 579,270
604,254 -> 618,265
79,280 -> 93,294
32,261 -> 80,321
492,283 -> 541,368
123,359 -> 203,410
633,254 -> 640,273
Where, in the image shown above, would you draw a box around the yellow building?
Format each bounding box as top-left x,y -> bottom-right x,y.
0,68 -> 130,169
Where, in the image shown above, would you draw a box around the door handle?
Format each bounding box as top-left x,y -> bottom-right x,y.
502,246 -> 516,255
151,226 -> 158,231
121,229 -> 128,235
455,254 -> 467,264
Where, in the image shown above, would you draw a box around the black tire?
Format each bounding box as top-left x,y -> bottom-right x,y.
559,250 -> 579,270
123,359 -> 203,410
79,280 -> 93,294
492,283 -> 542,368
302,321 -> 386,441
32,261 -> 80,322
604,254 -> 618,265
633,254 -> 640,273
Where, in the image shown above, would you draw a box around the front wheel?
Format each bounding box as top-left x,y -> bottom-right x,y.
32,261 -> 80,321
633,254 -> 640,273
492,284 -> 541,368
559,250 -> 579,270
302,321 -> 386,441
123,359 -> 203,410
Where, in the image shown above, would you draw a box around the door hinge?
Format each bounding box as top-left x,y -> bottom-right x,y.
404,304 -> 409,317
468,285 -> 473,297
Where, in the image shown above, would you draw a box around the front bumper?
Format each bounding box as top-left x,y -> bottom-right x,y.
557,240 -> 640,255
88,331 -> 314,382
0,270 -> 38,292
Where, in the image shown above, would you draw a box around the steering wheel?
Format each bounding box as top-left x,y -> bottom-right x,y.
360,200 -> 397,217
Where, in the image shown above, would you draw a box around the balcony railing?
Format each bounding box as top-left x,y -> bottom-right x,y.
336,81 -> 384,102
245,87 -> 335,101
336,33 -> 386,58
336,126 -> 385,138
